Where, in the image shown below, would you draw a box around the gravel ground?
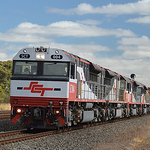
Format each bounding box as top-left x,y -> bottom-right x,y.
0,119 -> 23,132
0,115 -> 150,150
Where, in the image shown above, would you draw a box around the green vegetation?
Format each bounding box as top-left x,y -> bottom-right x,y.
0,60 -> 12,103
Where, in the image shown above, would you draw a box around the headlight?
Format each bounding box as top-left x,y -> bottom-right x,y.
55,110 -> 60,114
16,108 -> 22,113
40,54 -> 45,59
36,53 -> 45,59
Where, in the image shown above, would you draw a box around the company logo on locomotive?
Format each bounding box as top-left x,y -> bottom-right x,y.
24,82 -> 53,96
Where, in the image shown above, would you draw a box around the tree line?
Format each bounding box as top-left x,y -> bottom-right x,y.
0,60 -> 12,103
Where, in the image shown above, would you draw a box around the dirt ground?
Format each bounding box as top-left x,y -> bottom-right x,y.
94,119 -> 150,150
130,124 -> 150,150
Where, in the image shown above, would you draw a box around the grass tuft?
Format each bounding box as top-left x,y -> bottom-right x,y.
0,103 -> 11,111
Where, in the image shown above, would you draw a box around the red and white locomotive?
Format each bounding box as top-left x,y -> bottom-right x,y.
10,47 -> 150,129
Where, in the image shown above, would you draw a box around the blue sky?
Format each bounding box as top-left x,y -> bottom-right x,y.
0,0 -> 150,86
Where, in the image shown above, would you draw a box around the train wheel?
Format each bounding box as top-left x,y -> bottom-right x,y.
100,112 -> 105,122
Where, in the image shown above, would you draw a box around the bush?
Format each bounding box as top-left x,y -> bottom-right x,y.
0,60 -> 12,103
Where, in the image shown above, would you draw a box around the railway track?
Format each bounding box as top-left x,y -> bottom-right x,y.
0,128 -> 65,145
0,120 -> 110,145
0,114 -> 149,145
0,110 -> 10,120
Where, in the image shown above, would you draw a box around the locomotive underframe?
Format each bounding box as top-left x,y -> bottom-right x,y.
67,102 -> 149,128
67,101 -> 150,127
11,100 -> 150,130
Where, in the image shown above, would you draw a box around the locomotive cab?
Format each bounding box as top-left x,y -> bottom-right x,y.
10,47 -> 76,129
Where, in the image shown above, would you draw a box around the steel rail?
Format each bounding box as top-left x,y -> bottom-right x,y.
0,110 -> 10,114
0,110 -> 10,120
0,130 -> 26,137
0,114 -> 10,120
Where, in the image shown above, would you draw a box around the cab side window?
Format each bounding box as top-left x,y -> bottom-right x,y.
71,64 -> 75,79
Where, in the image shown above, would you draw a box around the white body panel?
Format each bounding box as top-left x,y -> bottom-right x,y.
132,95 -> 136,102
11,80 -> 69,98
106,79 -> 119,101
77,67 -> 96,99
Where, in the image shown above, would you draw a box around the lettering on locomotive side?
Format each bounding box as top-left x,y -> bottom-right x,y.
69,84 -> 75,93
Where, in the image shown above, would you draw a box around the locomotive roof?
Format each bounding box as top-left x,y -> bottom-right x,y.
13,47 -> 147,89
13,47 -> 75,63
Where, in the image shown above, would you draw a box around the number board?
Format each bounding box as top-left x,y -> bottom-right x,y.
51,55 -> 63,59
19,54 -> 30,58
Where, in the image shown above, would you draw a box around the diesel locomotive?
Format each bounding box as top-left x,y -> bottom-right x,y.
10,47 -> 150,129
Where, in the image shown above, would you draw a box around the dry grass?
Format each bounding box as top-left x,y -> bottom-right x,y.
0,103 -> 11,111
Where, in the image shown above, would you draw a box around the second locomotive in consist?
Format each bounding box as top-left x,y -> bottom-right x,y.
10,47 -> 150,129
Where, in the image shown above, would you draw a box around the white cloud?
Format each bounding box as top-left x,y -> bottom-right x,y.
118,36 -> 150,59
0,21 -> 135,44
48,21 -> 135,37
0,53 -> 9,61
119,36 -> 150,46
76,19 -> 102,25
0,45 -> 25,61
123,50 -> 150,59
0,33 -> 50,43
126,16 -> 150,24
47,1 -> 150,16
